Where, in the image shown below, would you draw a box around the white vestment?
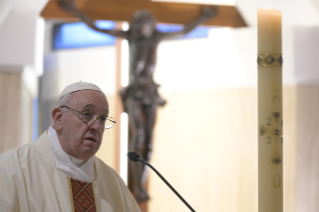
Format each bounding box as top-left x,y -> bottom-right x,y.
0,131 -> 141,212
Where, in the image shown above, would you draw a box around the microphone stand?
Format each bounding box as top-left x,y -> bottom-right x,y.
137,158 -> 196,212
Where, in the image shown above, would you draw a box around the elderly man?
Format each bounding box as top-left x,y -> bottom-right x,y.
0,82 -> 141,212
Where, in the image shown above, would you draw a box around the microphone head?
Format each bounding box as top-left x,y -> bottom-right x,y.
127,152 -> 141,162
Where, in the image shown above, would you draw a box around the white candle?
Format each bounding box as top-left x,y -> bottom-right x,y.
257,8 -> 283,212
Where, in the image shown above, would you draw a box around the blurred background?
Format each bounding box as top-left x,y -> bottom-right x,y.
0,0 -> 319,211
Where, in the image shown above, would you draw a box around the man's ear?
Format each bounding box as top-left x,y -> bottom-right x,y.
52,107 -> 63,130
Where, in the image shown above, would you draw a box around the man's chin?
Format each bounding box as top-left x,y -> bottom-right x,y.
79,147 -> 98,160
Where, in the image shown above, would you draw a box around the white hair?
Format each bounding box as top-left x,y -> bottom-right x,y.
56,93 -> 71,107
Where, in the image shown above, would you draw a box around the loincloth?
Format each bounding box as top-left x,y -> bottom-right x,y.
120,84 -> 165,106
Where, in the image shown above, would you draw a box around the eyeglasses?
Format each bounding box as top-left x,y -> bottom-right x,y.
61,106 -> 116,129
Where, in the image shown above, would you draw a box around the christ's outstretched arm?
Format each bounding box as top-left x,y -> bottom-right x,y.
161,6 -> 217,39
58,0 -> 129,39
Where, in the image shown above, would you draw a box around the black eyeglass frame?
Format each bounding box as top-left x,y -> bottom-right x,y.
61,105 -> 116,129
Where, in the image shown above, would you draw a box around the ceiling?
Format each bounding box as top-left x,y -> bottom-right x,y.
40,0 -> 246,27
153,0 -> 236,6
156,0 -> 319,26
1,0 -> 319,27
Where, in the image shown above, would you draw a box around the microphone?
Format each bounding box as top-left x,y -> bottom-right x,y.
127,152 -> 196,212
127,152 -> 140,162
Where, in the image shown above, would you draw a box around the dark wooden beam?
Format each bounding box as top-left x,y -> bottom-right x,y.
41,0 -> 246,27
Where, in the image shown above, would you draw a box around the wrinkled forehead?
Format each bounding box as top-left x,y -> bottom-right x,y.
69,90 -> 109,113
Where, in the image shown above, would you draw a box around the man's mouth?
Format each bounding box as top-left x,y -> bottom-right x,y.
85,137 -> 97,142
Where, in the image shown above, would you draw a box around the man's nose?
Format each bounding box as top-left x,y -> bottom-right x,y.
89,119 -> 102,131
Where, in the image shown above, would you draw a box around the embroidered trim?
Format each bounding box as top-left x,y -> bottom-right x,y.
70,178 -> 97,212
67,177 -> 75,212
92,183 -> 98,212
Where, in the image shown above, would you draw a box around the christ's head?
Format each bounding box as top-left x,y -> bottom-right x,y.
131,10 -> 157,37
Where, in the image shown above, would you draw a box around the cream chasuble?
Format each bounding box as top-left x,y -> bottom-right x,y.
0,131 -> 141,212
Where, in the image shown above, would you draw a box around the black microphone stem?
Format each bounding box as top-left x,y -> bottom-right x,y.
138,158 -> 196,212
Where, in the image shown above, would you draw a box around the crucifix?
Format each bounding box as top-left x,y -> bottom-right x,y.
41,0 -> 246,204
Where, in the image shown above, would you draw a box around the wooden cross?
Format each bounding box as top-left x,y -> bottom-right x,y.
41,0 -> 246,27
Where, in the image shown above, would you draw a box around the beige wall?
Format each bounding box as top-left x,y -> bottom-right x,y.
148,86 -> 297,212
0,72 -> 34,153
296,87 -> 319,212
95,95 -> 117,169
283,86 -> 297,212
0,72 -> 23,153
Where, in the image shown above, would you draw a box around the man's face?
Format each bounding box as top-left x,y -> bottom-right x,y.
56,90 -> 109,160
